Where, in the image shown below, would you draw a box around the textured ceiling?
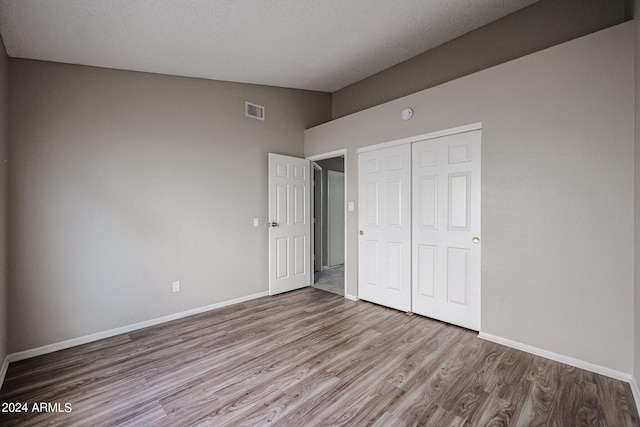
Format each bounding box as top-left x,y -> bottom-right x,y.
0,0 -> 539,92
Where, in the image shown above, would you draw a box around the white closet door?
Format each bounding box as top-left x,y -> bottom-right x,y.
358,144 -> 411,312
412,130 -> 481,330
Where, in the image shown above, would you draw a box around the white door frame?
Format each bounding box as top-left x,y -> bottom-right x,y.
312,162 -> 323,273
307,149 -> 348,298
357,123 -> 482,154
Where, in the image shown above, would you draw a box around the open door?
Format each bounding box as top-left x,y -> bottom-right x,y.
268,153 -> 311,295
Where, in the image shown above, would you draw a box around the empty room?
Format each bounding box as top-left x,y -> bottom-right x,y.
0,0 -> 639,425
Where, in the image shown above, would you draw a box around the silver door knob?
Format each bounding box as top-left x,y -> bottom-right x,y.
472,237 -> 480,244
269,222 -> 278,227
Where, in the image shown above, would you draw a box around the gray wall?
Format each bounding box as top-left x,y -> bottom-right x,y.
8,60 -> 330,353
634,0 -> 640,390
0,36 -> 7,369
305,23 -> 634,374
332,0 -> 629,119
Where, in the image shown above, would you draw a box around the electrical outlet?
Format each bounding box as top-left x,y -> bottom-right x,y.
172,281 -> 181,293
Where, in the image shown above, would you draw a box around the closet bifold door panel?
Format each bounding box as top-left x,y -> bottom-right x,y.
412,130 -> 481,330
358,144 -> 412,312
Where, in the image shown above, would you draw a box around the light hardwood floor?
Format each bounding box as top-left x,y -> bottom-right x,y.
0,287 -> 638,426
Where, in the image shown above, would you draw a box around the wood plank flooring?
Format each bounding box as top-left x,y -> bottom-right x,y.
0,287 -> 637,426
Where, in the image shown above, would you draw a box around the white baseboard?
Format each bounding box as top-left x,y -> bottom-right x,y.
478,332 -> 631,383
345,293 -> 359,301
7,291 -> 269,363
631,376 -> 640,415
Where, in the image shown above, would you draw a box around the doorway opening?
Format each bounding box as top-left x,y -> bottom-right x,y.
310,153 -> 346,297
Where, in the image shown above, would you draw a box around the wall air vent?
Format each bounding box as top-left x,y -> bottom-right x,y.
245,102 -> 265,120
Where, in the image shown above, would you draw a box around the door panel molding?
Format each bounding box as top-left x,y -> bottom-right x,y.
412,129 -> 481,330
269,153 -> 311,295
358,144 -> 411,312
357,126 -> 481,330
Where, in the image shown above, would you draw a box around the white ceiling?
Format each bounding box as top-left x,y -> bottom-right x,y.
0,0 -> 538,92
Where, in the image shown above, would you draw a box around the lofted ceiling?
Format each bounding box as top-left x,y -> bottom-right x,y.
0,0 -> 538,92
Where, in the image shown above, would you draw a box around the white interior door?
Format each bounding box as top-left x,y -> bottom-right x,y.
358,144 -> 411,312
268,153 -> 311,295
412,130 -> 481,330
327,170 -> 345,266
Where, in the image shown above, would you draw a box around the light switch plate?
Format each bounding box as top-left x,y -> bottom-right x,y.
348,202 -> 355,211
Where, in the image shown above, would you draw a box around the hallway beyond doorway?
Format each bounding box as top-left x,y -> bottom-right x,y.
313,265 -> 344,296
